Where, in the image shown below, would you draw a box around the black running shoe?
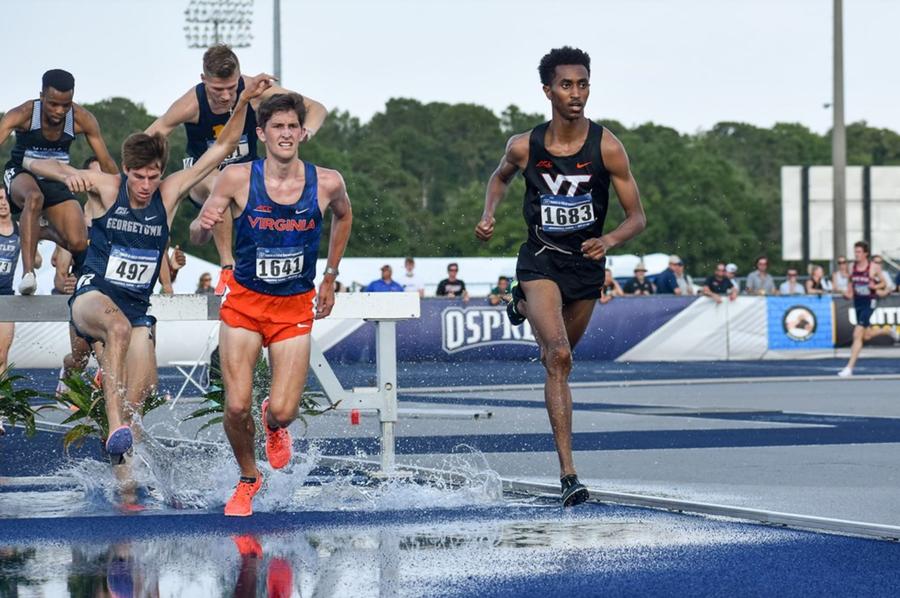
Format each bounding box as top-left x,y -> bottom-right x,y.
561,474 -> 589,507
506,280 -> 526,326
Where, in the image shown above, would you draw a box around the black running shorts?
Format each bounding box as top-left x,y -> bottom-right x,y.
4,167 -> 77,212
515,241 -> 606,304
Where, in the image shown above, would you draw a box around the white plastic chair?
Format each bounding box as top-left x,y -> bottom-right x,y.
169,322 -> 220,409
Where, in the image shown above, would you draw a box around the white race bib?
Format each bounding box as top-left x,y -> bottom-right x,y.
0,259 -> 12,275
209,134 -> 251,165
256,247 -> 304,284
540,193 -> 596,235
105,245 -> 158,290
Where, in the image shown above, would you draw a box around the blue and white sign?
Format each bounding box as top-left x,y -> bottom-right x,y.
766,296 -> 833,350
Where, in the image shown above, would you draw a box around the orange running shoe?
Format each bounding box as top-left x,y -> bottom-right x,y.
267,558 -> 294,598
232,535 -> 263,558
224,473 -> 263,517
261,399 -> 292,469
215,266 -> 234,296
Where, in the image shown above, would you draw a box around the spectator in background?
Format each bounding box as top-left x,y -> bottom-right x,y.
779,268 -> 806,295
436,262 -> 469,302
805,265 -> 832,296
872,256 -> 896,293
703,262 -> 738,304
832,256 -> 850,294
600,268 -> 624,304
745,256 -> 777,295
488,276 -> 512,305
623,262 -> 654,295
365,264 -> 404,292
400,256 -> 425,297
656,255 -> 683,295
725,263 -> 740,294
196,272 -> 214,294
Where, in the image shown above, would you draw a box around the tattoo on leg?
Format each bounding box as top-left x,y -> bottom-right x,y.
104,307 -> 119,314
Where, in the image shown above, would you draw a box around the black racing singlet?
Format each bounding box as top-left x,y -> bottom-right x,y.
521,121 -> 610,254
5,100 -> 75,170
183,78 -> 259,166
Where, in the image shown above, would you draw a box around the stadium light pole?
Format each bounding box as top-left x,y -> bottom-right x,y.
184,0 -> 254,49
832,0 -> 847,262
273,0 -> 282,81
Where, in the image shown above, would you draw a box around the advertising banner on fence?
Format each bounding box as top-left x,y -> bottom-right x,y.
833,295 -> 900,347
324,297 -> 695,363
766,296 -> 834,350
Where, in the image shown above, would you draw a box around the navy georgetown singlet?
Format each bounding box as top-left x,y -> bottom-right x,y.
80,178 -> 169,310
184,78 -> 259,167
521,121 -> 610,254
5,100 -> 75,172
233,160 -> 322,296
0,221 -> 20,295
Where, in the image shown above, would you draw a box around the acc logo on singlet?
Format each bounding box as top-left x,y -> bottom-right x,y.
782,306 -> 817,341
441,307 -> 535,353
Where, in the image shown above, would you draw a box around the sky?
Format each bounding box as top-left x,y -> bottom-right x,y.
3,0 -> 898,134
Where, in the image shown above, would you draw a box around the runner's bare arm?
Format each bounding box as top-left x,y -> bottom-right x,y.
475,133 -> 529,241
163,75 -> 273,206
145,89 -> 199,137
581,129 -> 646,261
24,159 -> 120,210
76,107 -> 118,174
189,164 -> 245,246
316,169 -> 352,319
250,77 -> 328,141
0,101 -> 32,147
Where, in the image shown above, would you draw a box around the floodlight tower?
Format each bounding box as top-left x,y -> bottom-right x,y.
184,0 -> 254,49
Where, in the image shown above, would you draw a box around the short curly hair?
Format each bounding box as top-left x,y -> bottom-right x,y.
538,47 -> 591,86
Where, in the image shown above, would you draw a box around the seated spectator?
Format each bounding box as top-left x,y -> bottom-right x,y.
703,262 -> 738,303
655,255 -> 683,295
400,256 -> 425,297
725,263 -> 740,293
436,262 -> 469,302
779,268 -> 806,295
805,265 -> 832,295
745,255 -> 777,295
832,256 -> 850,294
365,264 -> 404,292
623,262 -> 654,295
600,268 -> 624,304
196,272 -> 214,295
488,276 -> 512,305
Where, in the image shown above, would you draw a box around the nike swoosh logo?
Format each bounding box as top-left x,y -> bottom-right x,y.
144,216 -> 158,221
576,162 -> 591,169
295,208 -> 309,214
297,323 -> 310,328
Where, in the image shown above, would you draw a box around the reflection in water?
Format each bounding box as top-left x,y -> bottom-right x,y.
0,512 -> 791,597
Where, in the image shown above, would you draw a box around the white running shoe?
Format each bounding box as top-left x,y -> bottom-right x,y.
18,272 -> 37,295
837,367 -> 853,378
56,366 -> 70,397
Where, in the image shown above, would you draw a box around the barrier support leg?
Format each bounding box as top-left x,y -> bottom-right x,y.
375,320 -> 398,473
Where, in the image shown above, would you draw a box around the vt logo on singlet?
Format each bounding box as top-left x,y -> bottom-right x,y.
541,174 -> 591,196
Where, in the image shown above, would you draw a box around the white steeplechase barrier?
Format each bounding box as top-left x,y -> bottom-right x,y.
0,292 -> 421,474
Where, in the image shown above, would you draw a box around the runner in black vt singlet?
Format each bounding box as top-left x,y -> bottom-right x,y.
0,69 -> 118,295
146,44 -> 328,290
476,47 -> 646,507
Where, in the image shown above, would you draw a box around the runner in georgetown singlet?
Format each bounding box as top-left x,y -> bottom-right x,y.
25,77 -> 272,491
475,47 -> 647,507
